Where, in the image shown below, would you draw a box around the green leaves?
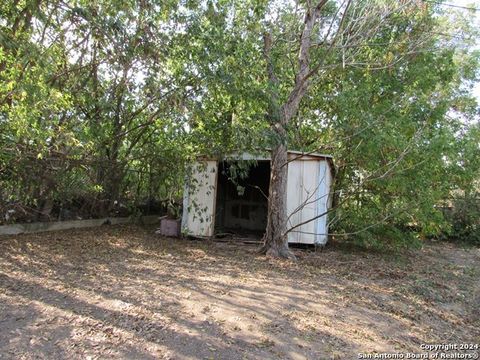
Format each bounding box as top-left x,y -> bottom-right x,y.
0,0 -> 478,246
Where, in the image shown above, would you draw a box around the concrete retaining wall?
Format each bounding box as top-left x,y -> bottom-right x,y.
0,215 -> 160,236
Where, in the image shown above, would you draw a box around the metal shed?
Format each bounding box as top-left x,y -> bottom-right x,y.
181,151 -> 334,245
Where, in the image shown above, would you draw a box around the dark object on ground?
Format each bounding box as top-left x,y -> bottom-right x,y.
156,217 -> 180,237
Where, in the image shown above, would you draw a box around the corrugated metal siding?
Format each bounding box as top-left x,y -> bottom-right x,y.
286,160 -> 302,243
183,161 -> 218,237
315,160 -> 331,245
287,159 -> 331,245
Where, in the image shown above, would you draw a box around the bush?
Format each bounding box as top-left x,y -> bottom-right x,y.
443,194 -> 480,245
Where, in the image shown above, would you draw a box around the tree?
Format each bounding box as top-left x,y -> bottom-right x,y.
295,1 -> 480,249
253,0 -> 440,258
0,0 -> 198,220
1,0 -> 478,253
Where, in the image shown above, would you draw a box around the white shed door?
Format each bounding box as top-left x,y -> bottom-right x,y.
286,160 -> 330,245
182,161 -> 218,237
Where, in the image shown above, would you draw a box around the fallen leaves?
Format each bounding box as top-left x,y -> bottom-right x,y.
0,225 -> 478,359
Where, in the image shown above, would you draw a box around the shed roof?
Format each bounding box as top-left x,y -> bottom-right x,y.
200,150 -> 333,161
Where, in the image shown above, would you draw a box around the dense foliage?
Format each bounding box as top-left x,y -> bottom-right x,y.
1,0 -> 479,247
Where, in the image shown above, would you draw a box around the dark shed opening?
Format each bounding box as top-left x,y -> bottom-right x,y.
214,161 -> 270,235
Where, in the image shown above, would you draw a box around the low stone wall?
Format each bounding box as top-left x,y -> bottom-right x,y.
0,215 -> 160,236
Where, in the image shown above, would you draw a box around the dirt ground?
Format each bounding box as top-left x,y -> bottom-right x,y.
0,225 -> 479,360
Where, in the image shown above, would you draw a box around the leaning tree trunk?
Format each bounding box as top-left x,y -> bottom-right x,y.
259,114 -> 295,259
259,140 -> 295,259
259,2 -> 325,258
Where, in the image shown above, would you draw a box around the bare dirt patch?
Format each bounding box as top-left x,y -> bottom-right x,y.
0,225 -> 479,359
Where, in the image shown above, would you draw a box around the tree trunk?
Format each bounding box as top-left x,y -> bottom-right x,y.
259,141 -> 295,259
259,3 -> 326,258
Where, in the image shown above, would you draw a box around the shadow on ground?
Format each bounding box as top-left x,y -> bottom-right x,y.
0,225 -> 479,359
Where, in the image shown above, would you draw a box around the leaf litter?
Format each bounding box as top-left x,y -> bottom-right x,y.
0,225 -> 478,359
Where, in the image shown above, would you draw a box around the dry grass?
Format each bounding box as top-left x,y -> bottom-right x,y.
0,225 -> 479,359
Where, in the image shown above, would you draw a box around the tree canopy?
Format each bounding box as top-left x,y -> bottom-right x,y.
1,0 -> 479,248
